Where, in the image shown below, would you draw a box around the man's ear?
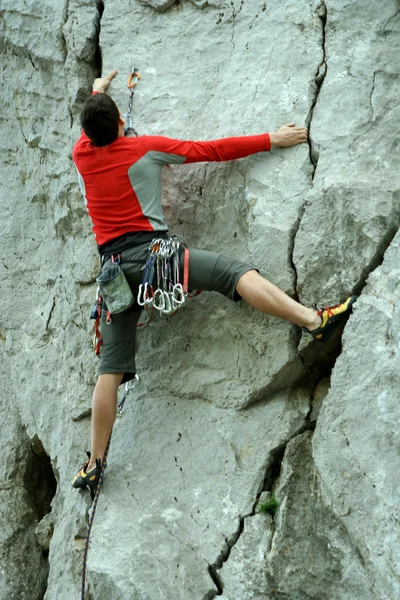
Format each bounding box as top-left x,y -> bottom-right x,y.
118,113 -> 125,125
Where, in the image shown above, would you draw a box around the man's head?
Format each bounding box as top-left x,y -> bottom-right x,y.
80,93 -> 121,146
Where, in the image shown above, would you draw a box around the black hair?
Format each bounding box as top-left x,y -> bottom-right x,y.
80,93 -> 120,146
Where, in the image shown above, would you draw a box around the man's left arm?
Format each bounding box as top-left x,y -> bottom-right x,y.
140,123 -> 308,165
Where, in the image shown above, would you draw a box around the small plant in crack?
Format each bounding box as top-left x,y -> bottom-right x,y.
258,495 -> 278,516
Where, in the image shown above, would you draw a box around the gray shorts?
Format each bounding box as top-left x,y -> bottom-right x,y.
97,243 -> 256,383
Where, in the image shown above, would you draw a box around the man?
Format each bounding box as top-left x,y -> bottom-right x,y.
72,70 -> 355,495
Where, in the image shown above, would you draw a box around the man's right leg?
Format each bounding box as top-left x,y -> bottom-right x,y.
186,248 -> 355,338
186,249 -> 320,327
236,269 -> 321,330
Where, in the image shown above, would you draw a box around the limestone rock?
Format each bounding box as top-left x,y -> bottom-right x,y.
313,231 -> 400,600
88,388 -> 309,598
220,432 -> 375,600
294,1 -> 400,306
0,405 -> 50,600
138,0 -> 178,11
1,0 -> 399,598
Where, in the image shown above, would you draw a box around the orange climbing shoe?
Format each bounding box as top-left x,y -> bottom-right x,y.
73,453 -> 102,497
304,295 -> 357,340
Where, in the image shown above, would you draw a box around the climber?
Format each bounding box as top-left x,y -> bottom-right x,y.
72,70 -> 356,495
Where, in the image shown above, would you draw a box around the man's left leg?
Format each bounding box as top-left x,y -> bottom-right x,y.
73,301 -> 140,493
88,373 -> 124,471
73,373 -> 123,492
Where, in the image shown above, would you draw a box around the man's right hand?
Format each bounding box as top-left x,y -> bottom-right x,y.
92,69 -> 118,93
269,123 -> 308,147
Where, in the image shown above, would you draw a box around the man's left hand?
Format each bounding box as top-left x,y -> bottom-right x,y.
92,70 -> 118,93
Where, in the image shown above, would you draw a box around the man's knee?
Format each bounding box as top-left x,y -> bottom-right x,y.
236,268 -> 259,294
96,372 -> 125,390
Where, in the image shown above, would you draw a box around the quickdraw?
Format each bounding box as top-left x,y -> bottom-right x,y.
138,237 -> 189,317
124,67 -> 140,137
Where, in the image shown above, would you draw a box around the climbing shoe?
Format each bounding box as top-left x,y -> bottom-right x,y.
304,295 -> 357,340
73,452 -> 102,498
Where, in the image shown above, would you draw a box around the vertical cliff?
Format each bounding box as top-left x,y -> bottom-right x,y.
0,1 -> 399,598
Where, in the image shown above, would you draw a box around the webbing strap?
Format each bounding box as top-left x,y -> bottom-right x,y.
183,247 -> 189,295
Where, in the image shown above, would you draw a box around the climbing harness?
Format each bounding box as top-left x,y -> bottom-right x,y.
91,237 -> 195,353
124,67 -> 140,137
137,237 -> 189,317
81,435 -> 111,600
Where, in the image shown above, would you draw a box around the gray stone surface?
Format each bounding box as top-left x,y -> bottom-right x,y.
0,402 -> 49,600
294,1 -> 400,306
220,432 -> 375,600
313,231 -> 400,600
1,0 -> 399,598
89,389 -> 309,599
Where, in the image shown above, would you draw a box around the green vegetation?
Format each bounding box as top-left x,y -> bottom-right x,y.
258,495 -> 278,516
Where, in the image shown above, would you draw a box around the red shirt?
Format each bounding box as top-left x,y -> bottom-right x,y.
72,130 -> 271,246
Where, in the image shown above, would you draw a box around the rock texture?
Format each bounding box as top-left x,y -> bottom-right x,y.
0,0 -> 399,599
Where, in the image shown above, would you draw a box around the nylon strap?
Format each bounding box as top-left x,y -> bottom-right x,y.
183,247 -> 189,294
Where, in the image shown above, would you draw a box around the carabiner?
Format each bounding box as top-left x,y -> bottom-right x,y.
144,285 -> 154,305
128,68 -> 141,89
153,288 -> 165,311
172,283 -> 185,307
137,283 -> 147,306
162,291 -> 173,315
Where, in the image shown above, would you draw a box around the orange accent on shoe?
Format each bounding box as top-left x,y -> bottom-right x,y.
305,296 -> 357,340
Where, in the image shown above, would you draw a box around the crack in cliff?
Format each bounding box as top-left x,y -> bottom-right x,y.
60,0 -> 70,64
228,0 -> 243,50
60,0 -> 74,128
45,297 -> 56,332
288,201 -> 308,303
203,422 -> 316,598
230,1 -> 237,50
306,1 -> 328,181
245,321 -> 345,410
369,71 -> 377,121
383,7 -> 399,31
94,0 -> 104,78
203,215 -> 400,596
352,217 -> 400,297
26,435 -> 57,597
288,1 -> 328,307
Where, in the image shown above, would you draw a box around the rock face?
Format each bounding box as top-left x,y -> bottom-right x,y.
0,1 -> 399,599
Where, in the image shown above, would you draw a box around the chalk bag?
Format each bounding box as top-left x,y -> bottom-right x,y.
96,263 -> 134,314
